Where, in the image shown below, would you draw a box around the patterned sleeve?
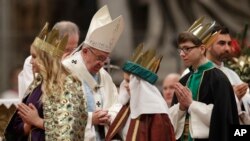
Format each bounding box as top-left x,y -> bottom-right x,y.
44,75 -> 87,140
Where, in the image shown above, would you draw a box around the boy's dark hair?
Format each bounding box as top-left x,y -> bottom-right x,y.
211,25 -> 230,35
177,32 -> 203,46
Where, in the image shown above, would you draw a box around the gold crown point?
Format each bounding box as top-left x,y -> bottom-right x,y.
205,31 -> 220,47
47,29 -> 59,44
152,56 -> 163,73
38,22 -> 49,39
131,43 -> 144,62
141,49 -> 156,67
57,34 -> 68,52
187,17 -> 217,45
187,16 -> 205,32
129,43 -> 162,74
32,22 -> 68,58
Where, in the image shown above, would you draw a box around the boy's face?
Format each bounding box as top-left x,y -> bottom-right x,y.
123,73 -> 130,94
178,41 -> 204,68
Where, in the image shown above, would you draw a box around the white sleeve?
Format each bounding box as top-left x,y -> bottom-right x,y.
169,103 -> 186,139
117,80 -> 130,105
239,94 -> 250,124
18,56 -> 33,98
239,111 -> 250,124
188,101 -> 214,138
84,112 -> 96,141
107,103 -> 123,123
181,68 -> 190,78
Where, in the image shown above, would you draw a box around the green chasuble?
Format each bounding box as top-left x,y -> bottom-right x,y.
188,61 -> 214,100
182,61 -> 214,141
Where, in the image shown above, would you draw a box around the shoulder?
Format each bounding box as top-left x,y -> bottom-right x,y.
62,52 -> 83,70
223,67 -> 242,80
22,56 -> 32,71
179,72 -> 191,84
99,68 -> 112,80
24,56 -> 32,63
206,67 -> 226,77
64,75 -> 81,87
204,68 -> 232,85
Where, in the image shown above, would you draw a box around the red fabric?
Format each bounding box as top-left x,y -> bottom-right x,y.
133,114 -> 175,141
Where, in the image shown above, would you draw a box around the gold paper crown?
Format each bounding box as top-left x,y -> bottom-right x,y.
32,22 -> 68,58
187,16 -> 218,47
130,43 -> 163,73
122,43 -> 162,84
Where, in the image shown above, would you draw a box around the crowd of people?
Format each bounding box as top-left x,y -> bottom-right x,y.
1,4 -> 249,141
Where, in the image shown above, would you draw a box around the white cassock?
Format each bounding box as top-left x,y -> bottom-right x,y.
217,63 -> 250,124
116,75 -> 170,140
18,56 -> 33,99
169,102 -> 213,139
62,51 -> 122,141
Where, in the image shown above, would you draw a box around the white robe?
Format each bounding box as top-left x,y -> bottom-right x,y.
62,51 -> 122,141
169,102 -> 213,139
173,68 -> 214,139
18,56 -> 33,99
116,75 -> 170,140
216,63 -> 250,124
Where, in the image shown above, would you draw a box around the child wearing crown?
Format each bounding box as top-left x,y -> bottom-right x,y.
105,44 -> 176,141
169,17 -> 239,141
4,23 -> 87,141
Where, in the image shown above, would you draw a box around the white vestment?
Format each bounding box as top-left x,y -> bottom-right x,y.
18,56 -> 33,99
216,63 -> 250,124
117,75 -> 170,140
62,51 -> 122,141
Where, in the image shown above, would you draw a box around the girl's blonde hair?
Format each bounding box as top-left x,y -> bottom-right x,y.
32,45 -> 68,102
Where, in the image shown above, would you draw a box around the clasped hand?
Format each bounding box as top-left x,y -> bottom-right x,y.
174,82 -> 193,111
92,109 -> 111,126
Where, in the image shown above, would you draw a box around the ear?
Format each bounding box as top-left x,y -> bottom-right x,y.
200,44 -> 206,54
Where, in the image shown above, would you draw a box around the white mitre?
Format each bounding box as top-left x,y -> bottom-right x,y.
83,5 -> 124,53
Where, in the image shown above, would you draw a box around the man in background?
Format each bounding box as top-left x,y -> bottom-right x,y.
206,25 -> 250,124
162,73 -> 180,107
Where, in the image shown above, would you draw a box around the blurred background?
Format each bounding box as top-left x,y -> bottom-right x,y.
0,0 -> 250,95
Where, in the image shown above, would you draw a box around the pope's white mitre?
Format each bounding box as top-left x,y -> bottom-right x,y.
83,5 -> 124,53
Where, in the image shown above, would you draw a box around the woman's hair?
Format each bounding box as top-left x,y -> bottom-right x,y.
177,32 -> 203,46
32,45 -> 69,101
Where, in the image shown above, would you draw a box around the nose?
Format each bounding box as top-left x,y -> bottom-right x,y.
98,60 -> 106,66
225,43 -> 231,52
124,82 -> 129,90
179,51 -> 186,58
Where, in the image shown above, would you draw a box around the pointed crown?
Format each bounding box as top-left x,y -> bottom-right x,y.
32,22 -> 68,58
83,5 -> 124,53
122,43 -> 163,84
187,16 -> 219,47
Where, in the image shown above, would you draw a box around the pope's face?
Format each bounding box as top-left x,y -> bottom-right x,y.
82,47 -> 110,74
